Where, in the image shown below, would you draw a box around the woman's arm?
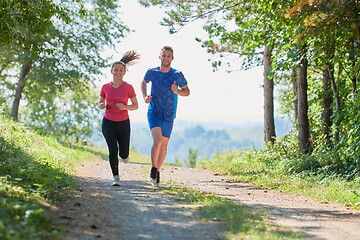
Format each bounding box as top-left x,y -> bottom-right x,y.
116,96 -> 138,111
98,96 -> 106,109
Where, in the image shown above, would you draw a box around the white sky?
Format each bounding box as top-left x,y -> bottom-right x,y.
100,0 -> 266,124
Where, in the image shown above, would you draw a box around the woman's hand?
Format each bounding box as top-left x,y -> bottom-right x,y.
116,103 -> 126,110
98,102 -> 106,109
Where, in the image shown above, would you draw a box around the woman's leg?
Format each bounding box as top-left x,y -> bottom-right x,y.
117,119 -> 131,160
102,118 -> 119,176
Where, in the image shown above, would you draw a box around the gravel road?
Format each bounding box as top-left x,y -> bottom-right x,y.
49,160 -> 360,240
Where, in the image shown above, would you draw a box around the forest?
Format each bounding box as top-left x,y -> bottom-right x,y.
1,0 -> 360,178
1,1 -> 360,238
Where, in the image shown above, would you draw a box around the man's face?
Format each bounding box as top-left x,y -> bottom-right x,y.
160,50 -> 174,68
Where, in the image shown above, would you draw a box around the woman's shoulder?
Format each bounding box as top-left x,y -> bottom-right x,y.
123,81 -> 135,89
102,82 -> 112,87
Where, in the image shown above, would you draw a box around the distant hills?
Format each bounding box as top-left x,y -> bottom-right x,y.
91,119 -> 292,164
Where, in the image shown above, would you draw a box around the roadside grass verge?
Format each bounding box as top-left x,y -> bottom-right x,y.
156,183 -> 303,240
0,115 -> 105,240
196,149 -> 360,210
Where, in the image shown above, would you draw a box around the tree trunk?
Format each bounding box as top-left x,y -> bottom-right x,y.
297,47 -> 311,154
263,45 -> 276,143
291,69 -> 298,122
11,60 -> 32,121
328,64 -> 341,144
321,63 -> 333,144
352,76 -> 357,98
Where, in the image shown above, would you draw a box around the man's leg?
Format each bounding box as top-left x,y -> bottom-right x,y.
150,127 -> 163,169
156,136 -> 170,169
150,127 -> 170,167
149,127 -> 170,182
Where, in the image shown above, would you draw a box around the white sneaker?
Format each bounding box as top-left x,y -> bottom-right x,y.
151,171 -> 160,187
151,182 -> 159,187
112,176 -> 120,186
148,177 -> 156,183
122,157 -> 129,164
148,167 -> 157,183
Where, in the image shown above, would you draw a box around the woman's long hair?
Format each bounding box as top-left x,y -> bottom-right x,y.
111,50 -> 140,70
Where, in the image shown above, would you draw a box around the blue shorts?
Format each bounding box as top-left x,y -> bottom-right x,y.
147,113 -> 174,138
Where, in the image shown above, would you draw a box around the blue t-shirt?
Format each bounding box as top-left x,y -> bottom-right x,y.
144,67 -> 188,121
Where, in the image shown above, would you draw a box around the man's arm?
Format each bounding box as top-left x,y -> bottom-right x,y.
171,81 -> 190,97
141,79 -> 152,103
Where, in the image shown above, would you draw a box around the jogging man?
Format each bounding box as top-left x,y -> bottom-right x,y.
140,46 -> 190,186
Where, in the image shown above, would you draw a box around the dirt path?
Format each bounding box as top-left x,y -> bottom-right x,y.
49,160 -> 360,240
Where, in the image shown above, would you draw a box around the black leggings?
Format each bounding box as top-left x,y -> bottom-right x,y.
102,117 -> 130,176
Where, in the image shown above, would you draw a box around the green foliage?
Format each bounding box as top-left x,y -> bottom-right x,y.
186,148 -> 198,168
173,156 -> 184,167
23,86 -> 101,143
0,197 -> 59,240
0,0 -> 76,52
1,0 -> 129,141
173,148 -> 199,168
170,125 -> 262,162
197,131 -> 360,209
0,113 -> 105,239
140,0 -> 360,164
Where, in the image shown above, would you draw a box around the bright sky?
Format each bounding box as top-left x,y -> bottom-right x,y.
100,0 -> 265,124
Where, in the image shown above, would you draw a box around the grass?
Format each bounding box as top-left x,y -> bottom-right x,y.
0,114 -> 106,239
156,183 -> 303,239
196,149 -> 360,209
2,111 -> 358,239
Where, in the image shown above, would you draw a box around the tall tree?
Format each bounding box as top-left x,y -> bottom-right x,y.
141,0 -> 360,162
3,0 -> 128,123
0,0 -> 75,52
10,57 -> 33,121
263,45 -> 276,143
139,0 -> 294,144
297,45 -> 311,153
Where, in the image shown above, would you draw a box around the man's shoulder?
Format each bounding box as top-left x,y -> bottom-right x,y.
170,67 -> 182,74
147,67 -> 160,72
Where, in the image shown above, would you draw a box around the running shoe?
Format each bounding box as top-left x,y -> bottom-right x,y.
148,167 -> 157,183
112,175 -> 120,186
151,171 -> 160,187
122,157 -> 129,164
156,171 -> 160,184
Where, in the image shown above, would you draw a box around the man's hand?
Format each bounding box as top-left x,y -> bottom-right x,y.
171,81 -> 178,94
144,95 -> 152,104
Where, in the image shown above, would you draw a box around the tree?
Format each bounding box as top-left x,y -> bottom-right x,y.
1,0 -> 129,140
139,0 -> 360,161
24,86 -> 100,143
297,45 -> 311,153
139,0 -> 290,144
186,148 -> 199,168
0,0 -> 77,52
7,0 -> 128,121
263,46 -> 276,143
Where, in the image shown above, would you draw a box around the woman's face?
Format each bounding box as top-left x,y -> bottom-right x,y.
111,64 -> 126,79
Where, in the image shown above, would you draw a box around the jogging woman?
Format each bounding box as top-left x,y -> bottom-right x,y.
98,50 -> 139,186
